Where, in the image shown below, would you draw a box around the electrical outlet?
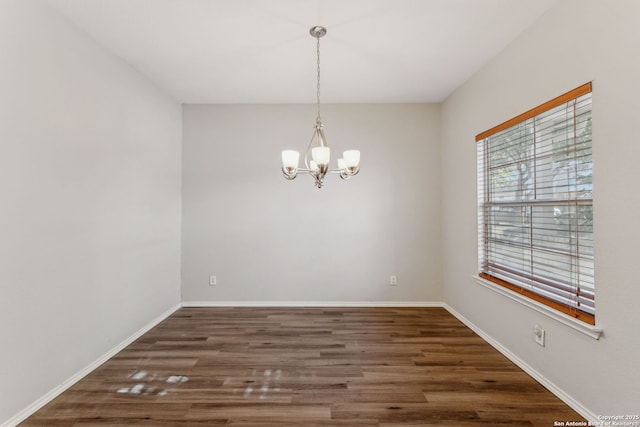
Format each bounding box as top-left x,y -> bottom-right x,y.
209,275 -> 217,286
534,324 -> 545,347
390,275 -> 397,286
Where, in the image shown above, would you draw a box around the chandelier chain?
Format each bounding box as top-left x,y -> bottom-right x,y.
316,35 -> 321,123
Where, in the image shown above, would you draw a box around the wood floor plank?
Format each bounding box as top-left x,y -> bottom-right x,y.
20,307 -> 586,426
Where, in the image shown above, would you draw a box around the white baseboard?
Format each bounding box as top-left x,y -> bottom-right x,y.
443,303 -> 597,423
1,303 -> 181,427
180,301 -> 445,307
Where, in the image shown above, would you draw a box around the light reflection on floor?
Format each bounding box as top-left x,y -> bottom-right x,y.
231,368 -> 282,400
113,368 -> 285,400
115,370 -> 189,396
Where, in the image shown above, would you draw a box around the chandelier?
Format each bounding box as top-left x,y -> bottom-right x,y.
281,26 -> 360,188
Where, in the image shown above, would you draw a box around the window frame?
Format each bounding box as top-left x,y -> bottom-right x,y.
476,82 -> 595,325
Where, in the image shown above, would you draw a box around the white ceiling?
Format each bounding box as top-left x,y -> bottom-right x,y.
46,0 -> 558,104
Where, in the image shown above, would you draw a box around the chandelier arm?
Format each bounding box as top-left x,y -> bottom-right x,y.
328,169 -> 358,174
303,151 -> 311,170
294,169 -> 337,174
303,128 -> 317,170
292,169 -> 343,174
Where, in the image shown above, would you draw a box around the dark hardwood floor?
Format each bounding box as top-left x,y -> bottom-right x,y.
21,307 -> 585,426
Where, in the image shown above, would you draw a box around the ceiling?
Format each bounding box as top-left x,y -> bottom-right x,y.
46,0 -> 558,104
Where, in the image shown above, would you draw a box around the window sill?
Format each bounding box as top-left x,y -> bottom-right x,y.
473,275 -> 603,340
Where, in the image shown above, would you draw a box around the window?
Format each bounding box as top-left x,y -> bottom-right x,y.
476,83 -> 594,325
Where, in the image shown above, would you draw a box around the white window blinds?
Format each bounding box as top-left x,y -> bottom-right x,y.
476,83 -> 594,324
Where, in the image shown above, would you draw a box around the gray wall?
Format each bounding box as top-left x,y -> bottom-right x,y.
181,104 -> 441,303
0,1 -> 182,423
441,0 -> 640,416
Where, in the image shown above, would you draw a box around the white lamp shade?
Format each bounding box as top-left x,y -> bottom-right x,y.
309,160 -> 319,171
343,150 -> 360,168
281,150 -> 299,169
312,147 -> 330,166
337,158 -> 346,170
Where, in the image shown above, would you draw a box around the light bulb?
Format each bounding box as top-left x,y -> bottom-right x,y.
312,147 -> 330,167
343,150 -> 360,168
281,150 -> 299,169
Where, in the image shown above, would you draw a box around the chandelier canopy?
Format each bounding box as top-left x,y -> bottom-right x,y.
281,26 -> 360,189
